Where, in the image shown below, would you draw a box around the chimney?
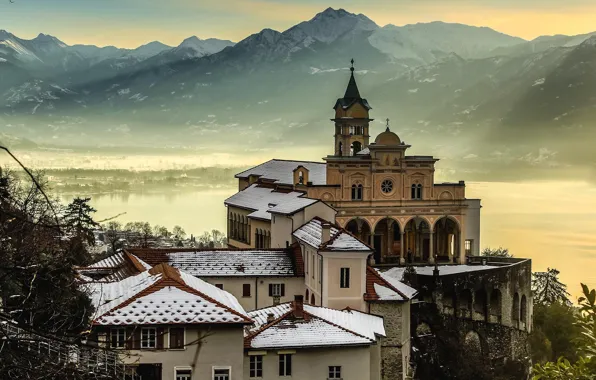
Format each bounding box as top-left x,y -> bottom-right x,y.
266,313 -> 275,323
321,222 -> 331,245
293,295 -> 304,319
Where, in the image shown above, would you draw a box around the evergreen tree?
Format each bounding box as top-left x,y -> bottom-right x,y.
533,268 -> 571,305
62,197 -> 98,246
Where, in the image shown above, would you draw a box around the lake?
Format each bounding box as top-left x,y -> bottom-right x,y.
74,181 -> 596,301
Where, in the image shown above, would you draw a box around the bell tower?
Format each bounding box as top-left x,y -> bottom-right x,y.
331,59 -> 373,156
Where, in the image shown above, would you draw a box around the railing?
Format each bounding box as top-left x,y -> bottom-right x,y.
1,319 -> 127,379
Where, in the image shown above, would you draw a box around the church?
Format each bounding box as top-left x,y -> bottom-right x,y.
226,60 -> 481,265
79,62 -> 532,380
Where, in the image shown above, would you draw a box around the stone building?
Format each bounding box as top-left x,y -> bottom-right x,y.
229,61 -> 481,265
79,63 -> 532,380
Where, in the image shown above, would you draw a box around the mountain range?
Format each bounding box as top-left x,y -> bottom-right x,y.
0,7 -> 595,180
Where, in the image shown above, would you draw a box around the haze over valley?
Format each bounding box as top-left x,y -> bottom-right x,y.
1,7 -> 595,299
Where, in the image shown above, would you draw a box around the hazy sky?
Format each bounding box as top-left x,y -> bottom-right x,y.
1,0 -> 596,48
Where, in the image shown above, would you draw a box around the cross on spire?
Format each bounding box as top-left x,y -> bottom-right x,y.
350,58 -> 355,72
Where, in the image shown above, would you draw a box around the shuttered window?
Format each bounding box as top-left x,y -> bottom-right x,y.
169,327 -> 185,349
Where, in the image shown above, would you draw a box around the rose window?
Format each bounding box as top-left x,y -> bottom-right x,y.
381,180 -> 393,194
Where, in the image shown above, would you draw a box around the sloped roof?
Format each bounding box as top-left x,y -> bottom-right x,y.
364,267 -> 418,302
225,184 -> 318,220
293,217 -> 372,252
78,251 -> 151,282
235,159 -> 327,186
245,301 -> 384,349
86,264 -> 252,326
127,246 -> 305,277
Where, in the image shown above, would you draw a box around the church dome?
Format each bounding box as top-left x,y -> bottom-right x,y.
375,127 -> 401,145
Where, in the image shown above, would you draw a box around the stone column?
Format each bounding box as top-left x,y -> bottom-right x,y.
429,231 -> 435,264
400,231 -> 405,265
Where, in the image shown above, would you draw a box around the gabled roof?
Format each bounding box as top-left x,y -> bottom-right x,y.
235,159 -> 327,186
293,217 -> 372,252
364,267 -> 418,302
77,251 -> 151,282
244,301 -> 385,349
125,246 -> 305,277
85,264 -> 252,326
225,184 -> 318,221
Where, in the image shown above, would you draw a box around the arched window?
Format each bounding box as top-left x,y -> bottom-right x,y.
265,230 -> 271,249
298,171 -> 304,184
411,184 -> 423,200
310,293 -> 316,305
521,295 -> 528,329
351,141 -> 362,155
255,228 -> 262,248
338,142 -> 343,156
351,184 -> 363,200
512,293 -> 520,326
474,290 -> 488,321
459,289 -> 473,318
489,289 -> 502,322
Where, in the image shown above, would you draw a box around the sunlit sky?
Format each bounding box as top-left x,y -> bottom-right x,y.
1,0 -> 596,48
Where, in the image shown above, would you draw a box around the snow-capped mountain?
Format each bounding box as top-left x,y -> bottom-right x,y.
1,6 -> 596,172
284,7 -> 378,44
369,22 -> 524,63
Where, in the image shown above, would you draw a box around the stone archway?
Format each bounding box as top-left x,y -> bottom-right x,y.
372,217 -> 401,264
433,216 -> 461,263
404,217 -> 431,263
345,218 -> 372,247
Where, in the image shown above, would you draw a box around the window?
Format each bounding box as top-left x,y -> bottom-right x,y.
269,283 -> 285,297
351,184 -> 363,200
279,354 -> 292,376
319,256 -> 323,284
243,284 -> 251,297
250,355 -> 263,378
329,366 -> 342,379
411,184 -> 423,200
465,239 -> 473,256
169,327 -> 185,349
110,328 -> 126,349
381,179 -> 393,194
215,284 -> 224,290
175,368 -> 192,380
312,253 -> 315,279
340,268 -> 350,288
213,367 -> 231,380
141,328 -> 156,349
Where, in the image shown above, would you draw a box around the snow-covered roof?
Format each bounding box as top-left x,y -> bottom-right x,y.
78,252 -> 151,282
86,264 -> 252,326
235,159 -> 327,186
356,147 -> 370,155
293,217 -> 371,252
245,301 -> 384,349
130,248 -> 302,277
225,184 -> 318,220
364,267 -> 417,302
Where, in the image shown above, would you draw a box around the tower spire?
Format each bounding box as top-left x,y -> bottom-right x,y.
386,118 -> 390,132
344,58 -> 361,99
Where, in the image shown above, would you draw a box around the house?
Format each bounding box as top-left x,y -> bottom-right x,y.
84,263 -> 252,380
244,295 -> 386,380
